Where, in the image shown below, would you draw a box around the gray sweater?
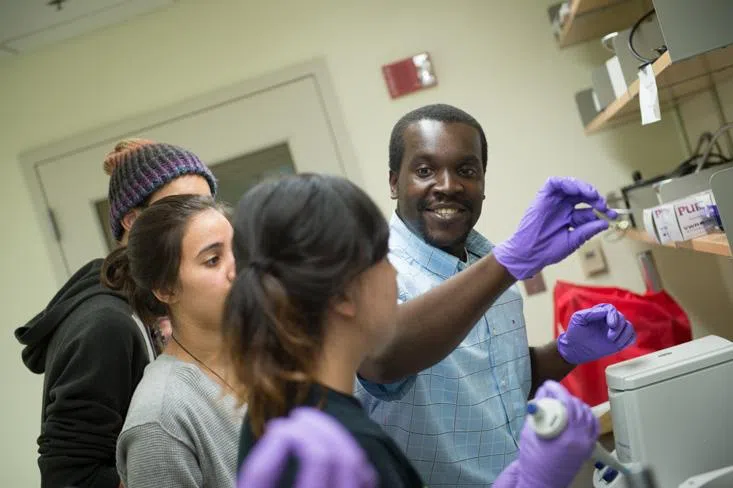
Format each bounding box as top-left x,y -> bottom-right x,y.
117,354 -> 246,488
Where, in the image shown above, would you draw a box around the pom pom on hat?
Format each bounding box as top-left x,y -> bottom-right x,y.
103,138 -> 157,176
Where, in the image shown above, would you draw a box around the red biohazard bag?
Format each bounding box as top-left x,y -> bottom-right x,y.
553,280 -> 692,406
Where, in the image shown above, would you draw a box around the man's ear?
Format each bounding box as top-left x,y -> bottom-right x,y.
389,170 -> 399,200
121,208 -> 142,235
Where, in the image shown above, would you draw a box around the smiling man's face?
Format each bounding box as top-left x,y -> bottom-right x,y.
389,119 -> 485,258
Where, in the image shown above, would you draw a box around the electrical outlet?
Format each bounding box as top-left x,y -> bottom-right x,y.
523,271 -> 547,296
580,240 -> 608,277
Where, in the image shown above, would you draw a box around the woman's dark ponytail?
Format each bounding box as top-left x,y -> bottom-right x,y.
101,246 -> 133,294
225,265 -> 319,437
101,245 -> 167,331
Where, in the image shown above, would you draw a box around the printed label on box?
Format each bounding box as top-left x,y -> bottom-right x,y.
651,204 -> 683,244
643,208 -> 659,243
674,192 -> 714,240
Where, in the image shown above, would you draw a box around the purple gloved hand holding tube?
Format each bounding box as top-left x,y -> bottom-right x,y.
237,407 -> 377,488
493,381 -> 600,488
493,177 -> 617,280
519,381 -> 600,487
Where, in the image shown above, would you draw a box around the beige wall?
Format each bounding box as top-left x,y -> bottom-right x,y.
1,1 -> 731,485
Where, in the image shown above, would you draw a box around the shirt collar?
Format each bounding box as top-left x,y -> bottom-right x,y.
389,212 -> 493,280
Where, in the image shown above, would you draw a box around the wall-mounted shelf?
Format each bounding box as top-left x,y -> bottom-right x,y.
585,45 -> 733,134
553,0 -> 652,48
624,228 -> 732,257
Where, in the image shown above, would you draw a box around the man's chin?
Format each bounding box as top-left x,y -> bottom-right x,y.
411,216 -> 472,253
423,230 -> 469,254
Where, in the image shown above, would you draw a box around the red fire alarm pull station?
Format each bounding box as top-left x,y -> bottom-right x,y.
382,52 -> 437,99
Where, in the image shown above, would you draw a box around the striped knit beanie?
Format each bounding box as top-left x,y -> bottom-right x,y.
104,138 -> 217,241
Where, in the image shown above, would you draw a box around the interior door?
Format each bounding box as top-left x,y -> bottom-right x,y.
37,77 -> 345,276
94,143 -> 296,252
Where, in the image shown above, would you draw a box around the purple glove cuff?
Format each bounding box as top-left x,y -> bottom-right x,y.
557,333 -> 583,365
493,244 -> 539,280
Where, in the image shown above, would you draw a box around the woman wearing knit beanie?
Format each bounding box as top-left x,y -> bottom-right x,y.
15,139 -> 217,488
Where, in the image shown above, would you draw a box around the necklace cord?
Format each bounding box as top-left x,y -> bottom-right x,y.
171,335 -> 235,392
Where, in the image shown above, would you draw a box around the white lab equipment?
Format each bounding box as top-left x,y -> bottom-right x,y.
680,466 -> 733,487
597,335 -> 733,488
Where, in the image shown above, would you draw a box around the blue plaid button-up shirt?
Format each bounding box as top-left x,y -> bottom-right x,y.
355,214 -> 532,487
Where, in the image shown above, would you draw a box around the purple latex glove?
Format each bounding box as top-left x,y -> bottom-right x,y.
518,381 -> 600,488
558,303 -> 636,365
493,460 -> 521,488
237,407 -> 377,488
493,177 -> 616,280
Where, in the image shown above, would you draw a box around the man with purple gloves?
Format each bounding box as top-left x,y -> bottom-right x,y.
351,104 -> 635,487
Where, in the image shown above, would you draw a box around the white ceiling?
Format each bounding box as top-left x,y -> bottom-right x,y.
0,0 -> 175,55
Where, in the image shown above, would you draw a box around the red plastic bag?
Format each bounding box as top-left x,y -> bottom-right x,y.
553,280 -> 692,406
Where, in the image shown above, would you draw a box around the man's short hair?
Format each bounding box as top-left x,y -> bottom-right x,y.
388,103 -> 488,173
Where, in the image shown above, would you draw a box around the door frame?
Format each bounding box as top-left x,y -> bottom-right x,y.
19,58 -> 361,286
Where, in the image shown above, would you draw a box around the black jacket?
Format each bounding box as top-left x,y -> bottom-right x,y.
15,259 -> 154,488
239,385 -> 424,488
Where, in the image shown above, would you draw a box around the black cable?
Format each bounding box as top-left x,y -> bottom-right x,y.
696,122 -> 733,173
714,139 -> 726,159
628,9 -> 666,66
692,132 -> 728,161
692,132 -> 713,156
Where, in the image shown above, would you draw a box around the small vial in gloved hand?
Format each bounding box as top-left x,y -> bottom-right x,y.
526,398 -> 568,439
